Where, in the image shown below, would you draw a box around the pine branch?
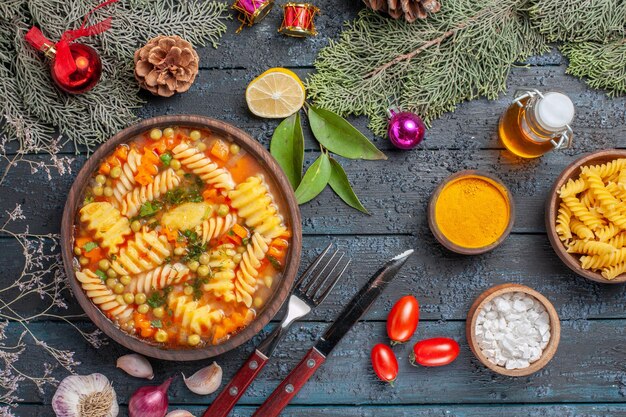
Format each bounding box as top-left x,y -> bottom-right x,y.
308,2 -> 548,136
528,0 -> 626,43
561,38 -> 626,97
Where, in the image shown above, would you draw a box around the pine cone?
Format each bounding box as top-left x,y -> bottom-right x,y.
364,0 -> 440,22
134,35 -> 199,97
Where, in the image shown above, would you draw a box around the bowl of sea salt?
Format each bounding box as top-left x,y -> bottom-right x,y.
466,283 -> 561,377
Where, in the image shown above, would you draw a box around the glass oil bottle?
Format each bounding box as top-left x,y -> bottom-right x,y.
499,89 -> 575,158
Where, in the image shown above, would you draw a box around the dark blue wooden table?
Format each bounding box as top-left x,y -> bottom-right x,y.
2,1 -> 626,416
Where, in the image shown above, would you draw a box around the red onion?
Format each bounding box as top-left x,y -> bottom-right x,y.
129,376 -> 173,417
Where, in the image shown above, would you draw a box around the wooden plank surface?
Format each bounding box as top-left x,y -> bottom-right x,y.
7,320 -> 626,405
16,404 -> 626,417
12,404 -> 626,417
2,0 -> 626,414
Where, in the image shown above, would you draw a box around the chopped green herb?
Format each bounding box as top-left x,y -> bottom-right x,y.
183,229 -> 198,241
160,153 -> 173,166
147,286 -> 172,308
139,201 -> 163,218
83,195 -> 94,205
110,254 -> 117,261
241,238 -> 249,246
190,277 -> 209,300
182,242 -> 206,262
163,256 -> 172,264
95,269 -> 107,281
228,230 -> 235,236
82,241 -> 98,252
267,255 -> 282,271
151,319 -> 162,328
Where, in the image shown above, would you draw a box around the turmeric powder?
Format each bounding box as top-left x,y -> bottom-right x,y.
434,175 -> 510,249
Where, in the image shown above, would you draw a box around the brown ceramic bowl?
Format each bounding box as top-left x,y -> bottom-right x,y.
60,115 -> 302,360
546,149 -> 626,284
428,170 -> 515,255
466,283 -> 561,377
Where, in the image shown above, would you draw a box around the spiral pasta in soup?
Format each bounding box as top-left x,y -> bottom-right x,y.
73,127 -> 291,348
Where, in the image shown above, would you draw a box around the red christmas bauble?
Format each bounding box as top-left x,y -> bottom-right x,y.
51,43 -> 102,94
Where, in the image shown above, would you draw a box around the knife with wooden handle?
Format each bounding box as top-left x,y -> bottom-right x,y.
251,249 -> 414,417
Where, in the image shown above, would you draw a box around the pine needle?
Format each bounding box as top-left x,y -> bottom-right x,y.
528,0 -> 625,43
561,39 -> 626,97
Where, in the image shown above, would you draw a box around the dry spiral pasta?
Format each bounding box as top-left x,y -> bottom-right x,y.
607,232 -> 626,249
566,240 -> 615,256
595,223 -> 620,242
172,142 -> 235,191
556,158 -> 626,280
581,159 -> 626,179
76,269 -> 133,323
79,202 -> 131,254
602,262 -> 626,280
555,204 -> 572,241
128,263 -> 190,294
113,148 -> 142,202
559,177 -> 587,198
235,232 -> 269,307
561,195 -> 605,230
569,218 -> 594,240
580,248 -> 626,270
110,228 -> 172,276
121,168 -> 181,217
229,175 -> 287,240
196,213 -> 238,245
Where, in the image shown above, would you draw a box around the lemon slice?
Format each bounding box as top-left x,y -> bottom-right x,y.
246,68 -> 306,118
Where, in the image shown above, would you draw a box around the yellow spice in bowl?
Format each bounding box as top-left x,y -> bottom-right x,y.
435,176 -> 510,249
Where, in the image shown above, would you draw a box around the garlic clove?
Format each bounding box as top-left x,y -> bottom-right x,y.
165,410 -> 195,417
117,353 -> 154,380
182,362 -> 222,395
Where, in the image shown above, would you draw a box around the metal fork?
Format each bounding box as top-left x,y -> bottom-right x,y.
202,244 -> 350,417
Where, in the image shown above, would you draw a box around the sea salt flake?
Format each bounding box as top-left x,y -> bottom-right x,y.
513,299 -> 527,312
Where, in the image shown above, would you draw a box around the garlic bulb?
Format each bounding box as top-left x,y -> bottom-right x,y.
52,373 -> 119,417
182,362 -> 222,395
117,353 -> 154,379
165,411 -> 195,417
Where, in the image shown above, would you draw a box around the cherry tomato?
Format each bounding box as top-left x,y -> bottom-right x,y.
387,295 -> 419,343
371,344 -> 399,383
410,337 -> 460,367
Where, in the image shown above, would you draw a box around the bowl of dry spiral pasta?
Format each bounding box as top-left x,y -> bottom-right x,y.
546,149 -> 626,284
61,115 -> 302,360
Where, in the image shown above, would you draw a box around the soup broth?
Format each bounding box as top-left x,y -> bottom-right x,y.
73,126 -> 291,348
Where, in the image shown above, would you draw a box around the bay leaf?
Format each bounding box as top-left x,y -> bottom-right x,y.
295,153 -> 331,204
308,105 -> 387,160
270,113 -> 304,189
328,158 -> 369,214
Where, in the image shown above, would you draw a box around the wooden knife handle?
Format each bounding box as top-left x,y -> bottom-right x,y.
202,349 -> 269,417
251,348 -> 326,417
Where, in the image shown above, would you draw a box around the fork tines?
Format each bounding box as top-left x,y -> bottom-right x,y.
294,243 -> 351,305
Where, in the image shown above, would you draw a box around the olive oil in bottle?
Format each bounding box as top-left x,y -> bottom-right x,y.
499,90 -> 574,158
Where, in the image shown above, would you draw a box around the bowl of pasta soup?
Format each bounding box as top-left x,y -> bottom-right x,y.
61,115 -> 302,360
